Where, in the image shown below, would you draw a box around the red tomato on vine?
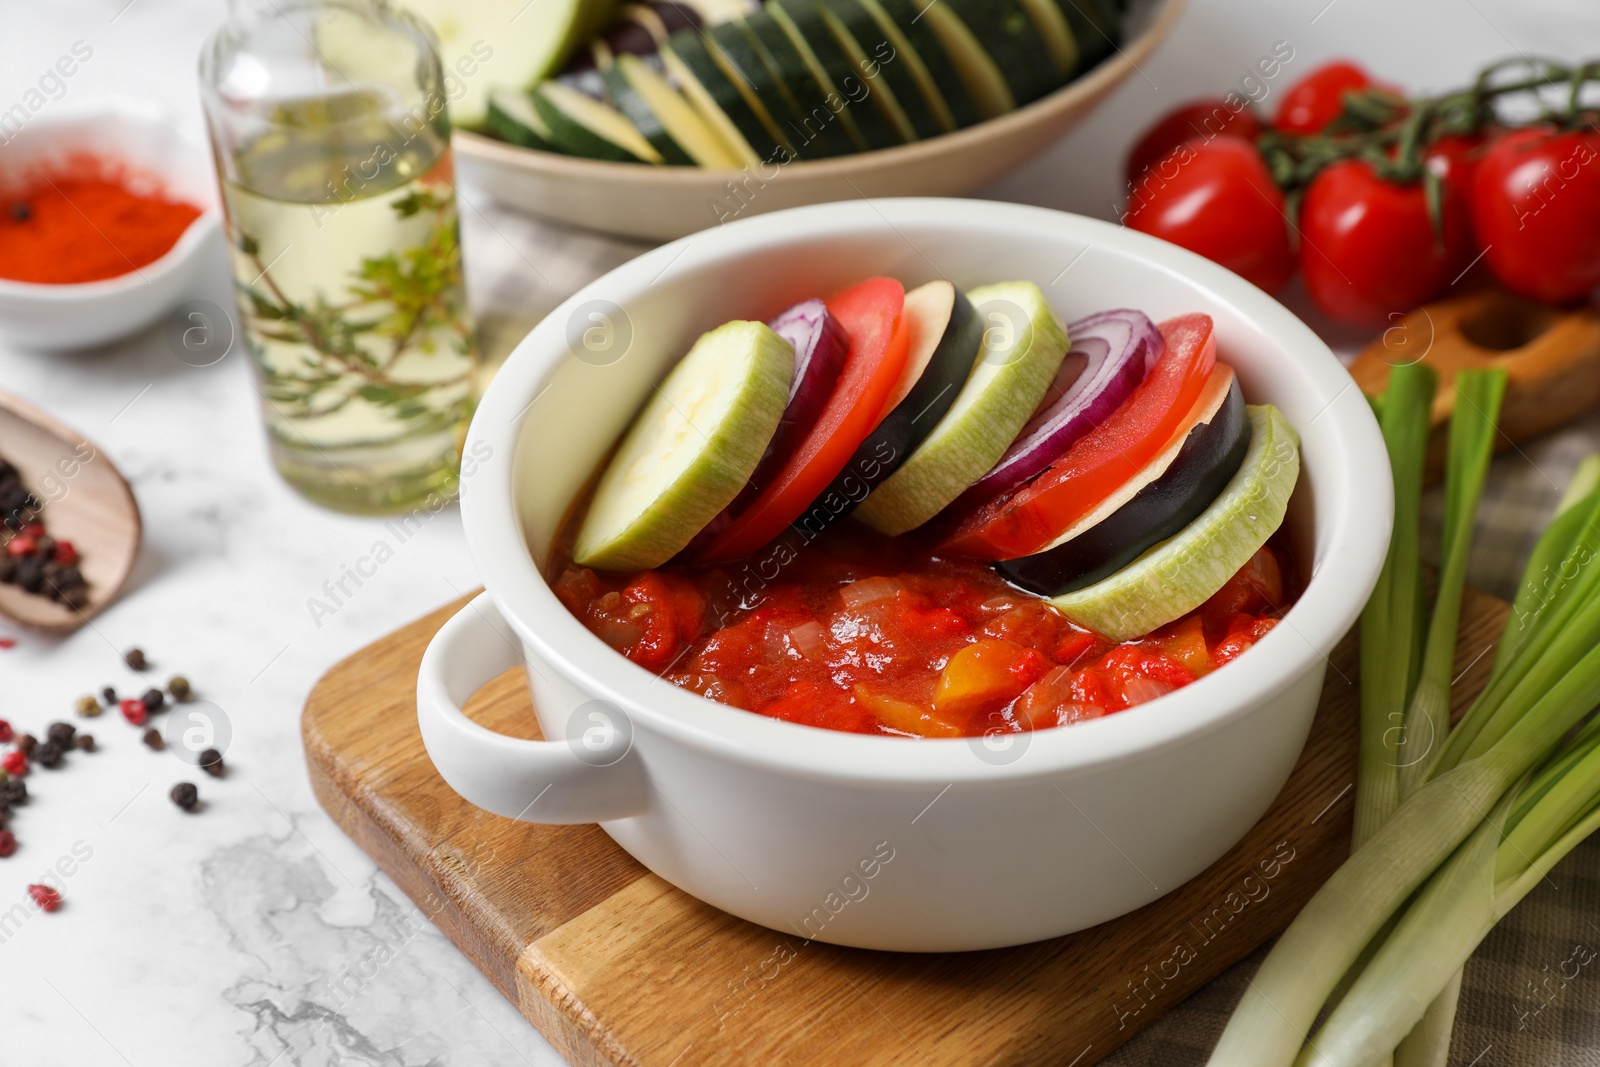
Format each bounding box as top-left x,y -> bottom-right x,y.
1297,160 -> 1473,325
1125,136 -> 1296,293
1124,99 -> 1265,185
1471,126 -> 1600,303
1275,60 -> 1386,134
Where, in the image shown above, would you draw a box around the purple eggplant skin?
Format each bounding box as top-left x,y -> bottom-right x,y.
964,308 -> 1163,506
793,283 -> 983,537
996,377 -> 1251,597
681,299 -> 851,555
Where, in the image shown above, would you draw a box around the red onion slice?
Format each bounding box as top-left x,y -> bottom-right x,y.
962,308 -> 1162,504
681,299 -> 851,553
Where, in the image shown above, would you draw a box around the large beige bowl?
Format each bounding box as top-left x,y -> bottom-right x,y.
456,0 -> 1183,241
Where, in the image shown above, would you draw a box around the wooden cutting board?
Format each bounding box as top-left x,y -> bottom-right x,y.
303,588 -> 1509,1067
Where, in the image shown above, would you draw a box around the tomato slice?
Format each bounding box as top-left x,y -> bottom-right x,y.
941,314 -> 1218,560
698,277 -> 910,562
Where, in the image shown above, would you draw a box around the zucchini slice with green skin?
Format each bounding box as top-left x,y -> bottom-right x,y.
704,22 -> 801,157
486,88 -> 558,151
600,56 -> 698,166
855,281 -> 1069,536
1053,0 -> 1120,70
741,10 -> 860,157
532,82 -> 665,164
945,0 -> 1061,105
860,0 -> 979,129
1049,405 -> 1300,641
812,0 -> 927,142
771,0 -> 901,150
918,3 -> 1014,119
394,0 -> 617,129
1017,0 -> 1079,78
998,368 -> 1250,597
662,33 -> 780,166
573,320 -> 794,572
823,0 -> 947,136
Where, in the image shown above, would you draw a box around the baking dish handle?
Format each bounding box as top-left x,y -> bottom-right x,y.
417,592 -> 649,824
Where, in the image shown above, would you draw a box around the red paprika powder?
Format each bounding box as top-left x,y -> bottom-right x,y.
0,155 -> 201,285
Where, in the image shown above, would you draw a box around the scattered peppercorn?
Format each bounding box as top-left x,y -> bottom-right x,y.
142,728 -> 163,751
33,742 -> 62,769
46,722 -> 74,746
27,884 -> 60,912
74,734 -> 95,752
0,456 -> 88,607
124,648 -> 147,670
140,687 -> 164,712
0,779 -> 26,805
75,694 -> 100,717
1,751 -> 25,777
170,781 -> 198,811
15,734 -> 35,757
101,686 -> 116,704
0,719 -> 11,743
199,748 -> 225,778
0,830 -> 14,857
167,675 -> 192,702
119,699 -> 147,726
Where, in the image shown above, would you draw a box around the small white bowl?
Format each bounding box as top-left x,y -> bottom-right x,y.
0,99 -> 222,351
420,199 -> 1391,951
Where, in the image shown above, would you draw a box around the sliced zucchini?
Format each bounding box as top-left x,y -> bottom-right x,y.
827,0 -> 951,135
531,81 -> 665,164
860,0 -> 979,129
661,33 -> 771,165
770,0 -> 900,150
855,281 -> 1069,536
918,3 -> 1014,119
393,0 -> 617,128
945,0 -> 1061,105
704,22 -> 800,156
1053,0 -> 1120,70
573,320 -> 793,572
486,87 -> 558,151
601,57 -> 696,165
1050,406 -> 1300,641
813,0 -> 928,142
1017,0 -> 1079,78
742,10 -> 860,156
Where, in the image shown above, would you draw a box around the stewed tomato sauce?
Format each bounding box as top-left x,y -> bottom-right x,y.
550,521 -> 1297,739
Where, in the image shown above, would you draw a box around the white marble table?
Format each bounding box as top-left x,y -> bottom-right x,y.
2,1 -> 1596,1064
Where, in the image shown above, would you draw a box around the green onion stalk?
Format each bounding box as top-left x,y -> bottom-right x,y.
1206,369 -> 1600,1066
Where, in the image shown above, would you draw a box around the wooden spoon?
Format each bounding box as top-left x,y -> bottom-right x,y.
0,389 -> 141,634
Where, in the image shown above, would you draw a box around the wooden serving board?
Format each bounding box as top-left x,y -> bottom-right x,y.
303,588 -> 1509,1067
1347,286 -> 1600,482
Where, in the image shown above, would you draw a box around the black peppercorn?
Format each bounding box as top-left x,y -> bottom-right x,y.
15,733 -> 36,757
124,648 -> 146,671
140,688 -> 164,712
198,748 -> 225,777
170,782 -> 198,811
33,742 -> 62,769
74,734 -> 95,752
142,728 -> 163,751
1,779 -> 27,806
101,686 -> 117,704
46,722 -> 74,746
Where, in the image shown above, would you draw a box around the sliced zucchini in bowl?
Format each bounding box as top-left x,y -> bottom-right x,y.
662,31 -> 780,165
704,22 -> 802,157
531,81 -> 665,164
812,0 -> 927,142
860,0 -> 979,129
1016,0 -> 1079,78
741,10 -> 861,156
486,87 -> 558,151
944,0 -> 1062,106
1053,0 -> 1120,70
917,3 -> 1014,119
602,53 -> 743,166
770,0 -> 903,150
